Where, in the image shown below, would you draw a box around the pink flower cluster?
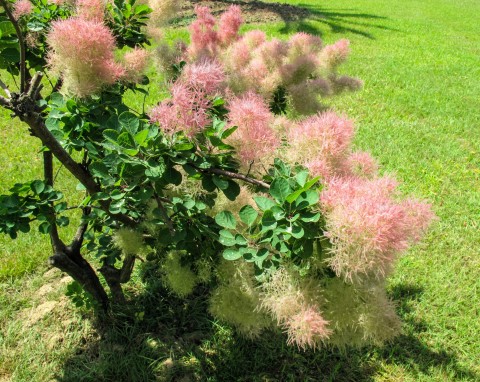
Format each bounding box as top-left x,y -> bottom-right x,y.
179,6 -> 360,114
321,177 -> 435,281
47,17 -> 124,97
226,92 -> 280,164
285,306 -> 332,350
12,0 -> 33,19
189,5 -> 242,59
46,2 -> 150,97
150,60 -> 225,137
287,111 -> 355,180
76,0 -> 105,22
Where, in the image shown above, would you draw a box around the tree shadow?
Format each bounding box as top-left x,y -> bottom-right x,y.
56,272 -> 478,381
174,0 -> 397,39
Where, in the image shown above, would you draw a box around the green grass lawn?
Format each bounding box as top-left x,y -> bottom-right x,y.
1,0 -> 479,380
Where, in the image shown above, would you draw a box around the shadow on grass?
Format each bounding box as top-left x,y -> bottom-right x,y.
174,0 -> 396,39
55,273 -> 478,382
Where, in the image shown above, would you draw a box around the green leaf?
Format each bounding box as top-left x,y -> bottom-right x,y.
163,166 -> 182,185
90,162 -> 110,178
145,158 -> 166,179
222,180 -> 240,201
254,196 -> 276,211
215,211 -> 237,229
118,111 -> 140,135
56,216 -> 70,227
301,211 -> 321,223
212,176 -> 229,190
219,229 -> 236,246
261,210 -> 277,229
134,129 -> 149,146
173,142 -> 194,151
269,178 -> 291,202
295,170 -> 309,187
1,47 -> 19,63
38,221 -> 51,234
30,180 -> 45,195
289,225 -> 304,239
223,248 -> 242,260
239,205 -> 258,226
221,126 -> 238,139
235,234 -> 247,245
201,176 -> 216,192
0,21 -> 15,37
103,129 -> 119,142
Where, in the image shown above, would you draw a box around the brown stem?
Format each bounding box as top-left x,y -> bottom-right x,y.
0,95 -> 10,108
0,0 -> 27,92
199,167 -> 270,189
49,250 -> 110,310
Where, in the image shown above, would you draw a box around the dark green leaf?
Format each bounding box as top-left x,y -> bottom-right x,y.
222,180 -> 240,201
118,111 -> 140,135
269,178 -> 291,202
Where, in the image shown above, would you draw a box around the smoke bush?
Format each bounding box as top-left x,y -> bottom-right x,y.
0,2 -> 436,354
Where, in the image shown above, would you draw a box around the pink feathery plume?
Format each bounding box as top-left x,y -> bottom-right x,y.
227,92 -> 280,164
13,0 -> 33,19
285,306 -> 332,350
218,5 -> 243,46
188,5 -> 219,59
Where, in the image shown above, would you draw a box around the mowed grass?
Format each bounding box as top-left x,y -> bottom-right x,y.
1,0 -> 479,380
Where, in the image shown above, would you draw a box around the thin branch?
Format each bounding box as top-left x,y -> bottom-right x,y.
0,0 -> 27,92
70,215 -> 89,252
0,95 -> 11,108
27,72 -> 43,98
197,166 -> 270,189
0,77 -> 11,98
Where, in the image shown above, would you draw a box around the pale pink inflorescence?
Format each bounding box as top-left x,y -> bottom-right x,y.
345,151 -> 379,178
123,48 -> 150,83
285,306 -> 332,350
320,38 -> 350,70
47,17 -> 125,97
226,92 -> 280,165
12,0 -> 33,19
287,111 -> 355,181
150,60 -> 225,137
76,0 -> 105,22
188,5 -> 219,60
320,176 -> 435,281
218,5 -> 243,46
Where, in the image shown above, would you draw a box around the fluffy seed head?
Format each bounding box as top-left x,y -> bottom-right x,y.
346,151 -> 379,178
47,17 -> 123,97
320,38 -> 350,70
320,177 -> 435,281
287,112 -> 354,179
76,0 -> 105,22
218,5 -> 243,46
188,5 -> 219,59
285,305 -> 332,350
227,92 -> 279,164
161,252 -> 197,297
13,0 -> 33,19
123,48 -> 150,82
113,228 -> 144,255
